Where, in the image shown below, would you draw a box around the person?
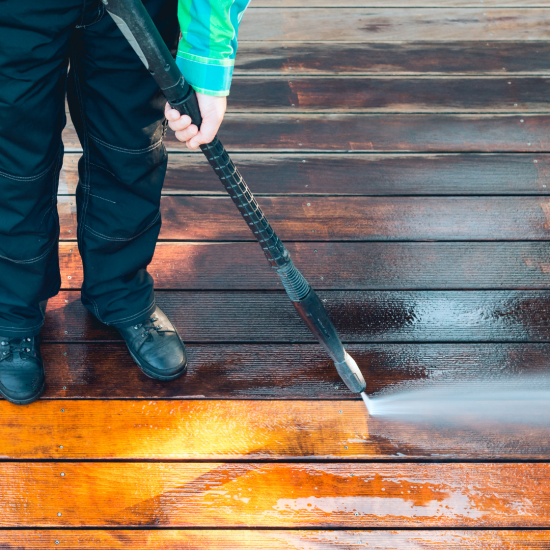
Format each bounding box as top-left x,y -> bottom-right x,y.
0,0 -> 248,405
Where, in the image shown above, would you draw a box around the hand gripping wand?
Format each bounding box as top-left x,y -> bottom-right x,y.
103,0 -> 369,402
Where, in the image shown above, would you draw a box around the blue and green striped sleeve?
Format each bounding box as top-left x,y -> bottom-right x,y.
176,0 -> 250,97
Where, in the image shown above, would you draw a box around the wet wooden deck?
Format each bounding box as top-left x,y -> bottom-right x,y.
3,1 -> 550,547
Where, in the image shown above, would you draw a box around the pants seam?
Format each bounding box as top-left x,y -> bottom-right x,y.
0,317 -> 45,332
84,210 -> 161,242
0,238 -> 57,265
0,148 -> 62,182
70,52 -> 103,323
88,132 -> 164,155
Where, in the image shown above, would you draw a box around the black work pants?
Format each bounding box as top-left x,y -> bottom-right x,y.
0,0 -> 179,336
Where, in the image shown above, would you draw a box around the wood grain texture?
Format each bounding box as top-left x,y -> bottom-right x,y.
59,241 -> 550,290
57,195 -> 550,241
60,154 -> 550,196
225,77 -> 550,113
235,41 -> 550,75
0,530 -> 548,549
254,1 -> 550,6
0,400 -> 371,459
238,9 -> 550,41
26,397 -> 550,460
63,114 -> 550,153
36,342 -> 550,400
42,290 -> 550,343
2,391 -> 550,460
1,463 -> 550,527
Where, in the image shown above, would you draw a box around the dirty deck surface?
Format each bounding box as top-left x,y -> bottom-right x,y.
3,1 -> 550,548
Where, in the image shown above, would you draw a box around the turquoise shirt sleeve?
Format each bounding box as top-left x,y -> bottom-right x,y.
176,0 -> 250,97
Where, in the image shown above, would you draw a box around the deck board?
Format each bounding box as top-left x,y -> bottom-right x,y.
1,463 -> 550,527
2,399 -> 550,459
237,9 -> 550,42
234,42 -> 550,75
60,154 -> 550,196
64,114 -> 550,152
41,290 -> 550,343
34,342 -> 550,400
58,241 -> 550,290
0,530 -> 548,549
215,77 -> 550,113
57,195 -> 550,241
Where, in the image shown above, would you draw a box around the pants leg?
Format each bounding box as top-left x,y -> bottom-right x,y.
67,0 -> 179,328
0,2 -> 84,336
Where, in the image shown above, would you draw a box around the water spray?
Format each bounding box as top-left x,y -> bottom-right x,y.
103,0 -> 368,399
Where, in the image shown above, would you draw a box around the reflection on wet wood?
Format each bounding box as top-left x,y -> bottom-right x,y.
2,463 -> 550,527
0,530 -> 548,549
238,9 -> 549,41
57,195 -> 550,241
42,290 -> 550,343
36,342 -> 550,400
59,241 -> 550,290
63,113 -> 550,153
60,153 -> 550,197
235,42 -> 550,75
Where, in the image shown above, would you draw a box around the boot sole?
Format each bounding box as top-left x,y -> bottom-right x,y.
128,347 -> 188,381
0,376 -> 46,405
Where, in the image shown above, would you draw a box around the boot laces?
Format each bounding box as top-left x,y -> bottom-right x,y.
0,337 -> 33,362
132,315 -> 172,342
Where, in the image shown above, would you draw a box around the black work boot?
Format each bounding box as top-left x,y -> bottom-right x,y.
0,335 -> 46,405
117,306 -> 187,381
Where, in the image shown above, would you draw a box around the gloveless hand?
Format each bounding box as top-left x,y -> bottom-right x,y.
165,92 -> 227,150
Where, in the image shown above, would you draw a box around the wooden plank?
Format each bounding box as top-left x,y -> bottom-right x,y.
2,398 -> 550,460
36,342 -> 550,400
0,400 -> 369,459
254,1 -> 550,6
42,290 -> 550,342
238,9 -> 550,42
63,114 -> 550,153
59,242 -> 550,290
57,195 -> 550,241
225,77 -> 550,113
0,530 -> 548,549
60,154 -> 550,196
1,463 -> 550,526
235,42 -> 550,75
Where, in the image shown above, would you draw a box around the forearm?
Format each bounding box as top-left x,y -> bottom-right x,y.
176,0 -> 250,97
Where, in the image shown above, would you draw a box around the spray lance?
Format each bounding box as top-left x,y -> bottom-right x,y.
102,0 -> 369,406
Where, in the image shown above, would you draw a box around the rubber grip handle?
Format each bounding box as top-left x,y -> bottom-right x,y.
170,87 -> 203,132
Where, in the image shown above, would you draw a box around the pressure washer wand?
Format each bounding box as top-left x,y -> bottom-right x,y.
103,0 -> 367,396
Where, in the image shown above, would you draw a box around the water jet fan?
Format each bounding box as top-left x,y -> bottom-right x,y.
103,0 -> 368,401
